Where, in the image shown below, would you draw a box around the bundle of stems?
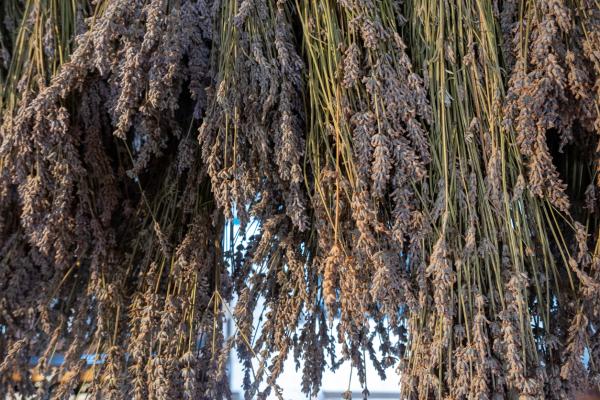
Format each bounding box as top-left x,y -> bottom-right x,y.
292,1 -> 431,390
0,0 -> 599,398
401,0 -> 599,398
0,0 -> 94,115
0,0 -> 230,398
0,1 -> 93,396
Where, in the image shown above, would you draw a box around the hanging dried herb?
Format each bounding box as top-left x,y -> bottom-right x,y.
1,0 -> 599,399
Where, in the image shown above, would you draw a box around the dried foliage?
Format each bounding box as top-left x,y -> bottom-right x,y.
0,0 -> 599,399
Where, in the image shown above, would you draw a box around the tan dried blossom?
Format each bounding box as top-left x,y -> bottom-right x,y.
323,244 -> 342,316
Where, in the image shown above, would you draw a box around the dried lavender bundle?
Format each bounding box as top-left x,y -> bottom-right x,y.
400,0 -> 600,397
1,0 -> 599,398
504,0 -> 595,213
504,0 -> 600,393
0,0 -> 229,398
0,1 -> 95,395
199,0 -> 308,230
0,0 -> 91,115
291,0 -> 431,393
197,3 -> 320,395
